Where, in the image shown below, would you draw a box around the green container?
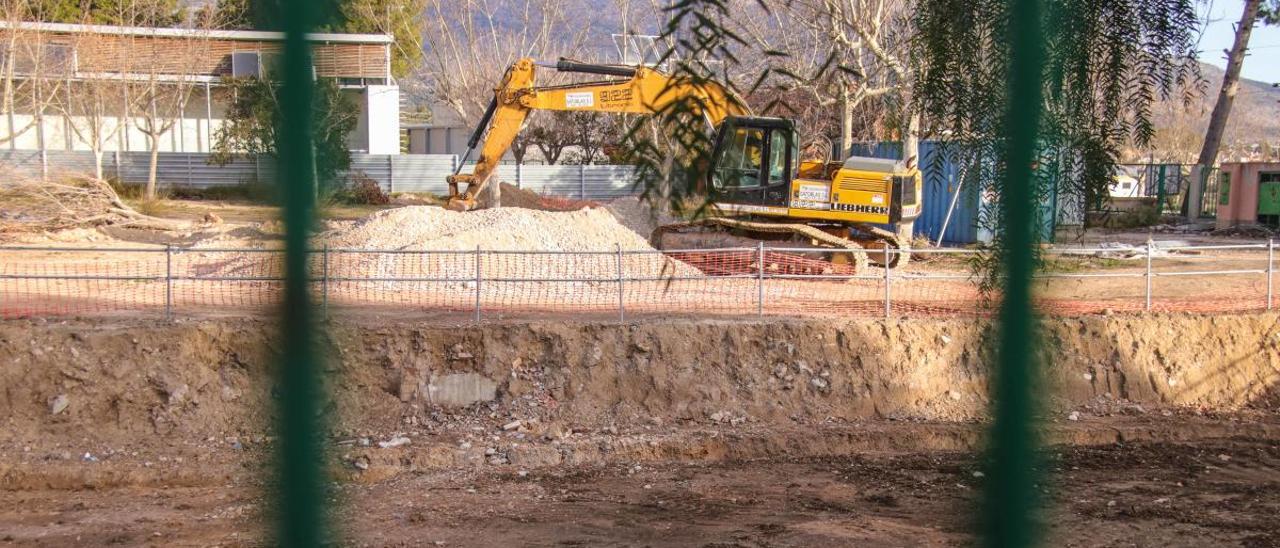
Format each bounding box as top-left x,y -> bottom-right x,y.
1258,181 -> 1280,216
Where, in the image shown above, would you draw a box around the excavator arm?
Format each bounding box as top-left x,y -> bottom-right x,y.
445,58 -> 751,211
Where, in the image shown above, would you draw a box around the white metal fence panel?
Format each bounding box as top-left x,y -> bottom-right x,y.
0,150 -> 641,201
496,164 -> 638,200
386,154 -> 457,193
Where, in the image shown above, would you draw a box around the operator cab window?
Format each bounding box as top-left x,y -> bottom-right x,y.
767,129 -> 790,185
713,127 -> 765,190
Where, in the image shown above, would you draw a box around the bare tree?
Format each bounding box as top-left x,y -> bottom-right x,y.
783,0 -> 916,161
416,0 -> 598,131
527,114 -> 576,165
0,12 -> 69,180
127,13 -> 212,200
59,18 -> 142,179
0,1 -> 39,150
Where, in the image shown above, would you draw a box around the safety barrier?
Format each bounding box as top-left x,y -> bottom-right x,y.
0,242 -> 1273,321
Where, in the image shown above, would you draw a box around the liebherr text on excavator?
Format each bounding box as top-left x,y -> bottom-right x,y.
446,57 -> 922,270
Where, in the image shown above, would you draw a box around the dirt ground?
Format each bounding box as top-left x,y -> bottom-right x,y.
2,419 -> 1279,547
0,315 -> 1278,546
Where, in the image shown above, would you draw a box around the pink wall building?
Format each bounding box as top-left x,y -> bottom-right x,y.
1215,162 -> 1280,229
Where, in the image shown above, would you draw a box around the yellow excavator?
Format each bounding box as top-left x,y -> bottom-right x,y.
445,58 -> 922,270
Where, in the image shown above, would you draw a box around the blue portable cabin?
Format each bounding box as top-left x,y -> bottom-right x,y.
848,141 -> 1069,245
848,141 -> 985,245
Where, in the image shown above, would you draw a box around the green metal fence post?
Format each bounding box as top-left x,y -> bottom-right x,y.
275,0 -> 326,545
1155,165 -> 1167,214
983,0 -> 1046,545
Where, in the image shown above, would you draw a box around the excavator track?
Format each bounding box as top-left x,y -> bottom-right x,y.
652,217 -> 871,275
850,222 -> 911,269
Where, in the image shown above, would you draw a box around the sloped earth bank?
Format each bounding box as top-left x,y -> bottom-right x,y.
1,314 -> 1279,546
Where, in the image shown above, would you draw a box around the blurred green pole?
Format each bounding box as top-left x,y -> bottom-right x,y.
276,0 -> 325,545
983,0 -> 1045,545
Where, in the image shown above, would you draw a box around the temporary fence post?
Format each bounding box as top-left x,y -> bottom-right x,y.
321,244 -> 330,319
616,244 -> 625,322
1145,238 -> 1153,311
883,242 -> 892,320
164,244 -> 173,321
387,155 -> 394,194
1268,238 -> 1274,311
756,241 -> 765,317
474,246 -> 482,323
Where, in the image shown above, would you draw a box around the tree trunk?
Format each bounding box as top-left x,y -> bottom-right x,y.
145,96 -> 159,200
839,87 -> 854,159
147,140 -> 159,199
93,149 -> 104,180
1196,0 -> 1261,167
898,111 -> 921,243
903,112 -> 920,167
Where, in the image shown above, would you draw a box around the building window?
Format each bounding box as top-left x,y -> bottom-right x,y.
231,51 -> 261,77
4,42 -> 75,76
337,77 -> 387,87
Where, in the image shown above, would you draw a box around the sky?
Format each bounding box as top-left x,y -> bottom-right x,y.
1198,1 -> 1280,84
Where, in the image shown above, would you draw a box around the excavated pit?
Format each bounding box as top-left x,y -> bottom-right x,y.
3,314 -> 1278,445
2,313 -> 1279,493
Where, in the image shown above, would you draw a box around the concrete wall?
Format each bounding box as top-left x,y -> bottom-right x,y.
3,85 -> 228,153
363,85 -> 400,155
1216,162 -> 1280,229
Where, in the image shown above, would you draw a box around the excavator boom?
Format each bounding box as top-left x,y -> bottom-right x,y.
445,58 -> 750,211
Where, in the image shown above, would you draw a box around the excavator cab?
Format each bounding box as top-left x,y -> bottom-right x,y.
707,116 -> 798,209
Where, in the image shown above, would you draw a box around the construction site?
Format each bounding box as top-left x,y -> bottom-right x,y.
1,173 -> 1279,545
3,0 -> 1280,546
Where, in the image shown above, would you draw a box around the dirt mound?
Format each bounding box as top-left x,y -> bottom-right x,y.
314,205 -> 700,281
321,205 -> 652,252
497,182 -> 596,211
605,195 -> 677,240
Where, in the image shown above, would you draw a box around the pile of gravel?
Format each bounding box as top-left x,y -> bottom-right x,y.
318,206 -> 700,281
604,196 -> 677,241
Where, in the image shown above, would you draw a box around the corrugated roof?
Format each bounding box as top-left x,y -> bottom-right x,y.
0,20 -> 392,44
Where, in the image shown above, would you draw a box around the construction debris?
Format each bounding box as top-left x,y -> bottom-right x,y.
1210,224 -> 1276,238
1056,241 -> 1197,260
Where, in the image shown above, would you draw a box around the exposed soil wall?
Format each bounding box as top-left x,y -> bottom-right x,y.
2,314 -> 1278,446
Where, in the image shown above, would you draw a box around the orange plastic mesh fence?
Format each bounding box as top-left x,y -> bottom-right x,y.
0,245 -> 1272,321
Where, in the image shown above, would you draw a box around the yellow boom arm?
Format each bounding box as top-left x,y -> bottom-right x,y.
445,58 -> 751,210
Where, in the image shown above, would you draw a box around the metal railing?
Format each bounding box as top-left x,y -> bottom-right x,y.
0,241 -> 1274,321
